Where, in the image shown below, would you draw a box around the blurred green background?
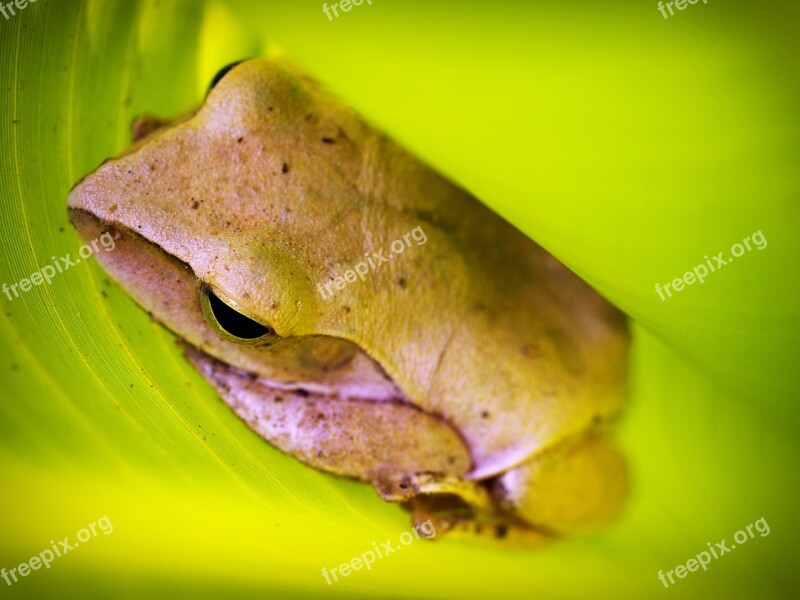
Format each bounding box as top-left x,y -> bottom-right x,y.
1,0 -> 797,598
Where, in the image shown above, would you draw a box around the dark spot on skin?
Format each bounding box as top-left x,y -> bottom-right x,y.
481,411 -> 490,419
274,396 -> 283,403
399,483 -> 408,490
593,414 -> 602,425
12,119 -> 19,124
268,106 -> 274,112
396,277 -> 407,288
10,363 -> 19,371
495,524 -> 508,539
343,306 -> 351,313
190,200 -> 199,210
521,343 -> 539,358
321,137 -> 335,145
316,413 -> 325,420
269,301 -> 278,309
282,162 -> 289,174
109,204 -> 118,212
59,227 -> 64,233
101,291 -> 108,298
237,137 -> 243,143
296,389 -> 310,398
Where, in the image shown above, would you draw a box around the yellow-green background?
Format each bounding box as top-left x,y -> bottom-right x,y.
1,1 -> 797,598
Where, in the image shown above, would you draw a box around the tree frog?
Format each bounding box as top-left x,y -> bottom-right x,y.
68,59 -> 629,544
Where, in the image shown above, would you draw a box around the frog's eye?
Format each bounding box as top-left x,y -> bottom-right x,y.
200,284 -> 277,345
206,60 -> 247,95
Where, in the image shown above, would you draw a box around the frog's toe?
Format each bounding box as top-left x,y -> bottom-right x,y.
374,471 -> 551,547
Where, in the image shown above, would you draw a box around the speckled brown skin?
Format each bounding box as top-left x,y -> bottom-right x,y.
68,59 -> 629,543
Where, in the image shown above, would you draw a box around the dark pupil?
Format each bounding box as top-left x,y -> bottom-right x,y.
207,291 -> 270,339
207,60 -> 245,93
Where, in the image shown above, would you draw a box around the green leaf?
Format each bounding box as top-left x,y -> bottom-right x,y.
1,1 -> 797,598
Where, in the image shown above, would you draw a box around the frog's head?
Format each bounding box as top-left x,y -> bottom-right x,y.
68,59 -> 629,541
68,59 -> 415,392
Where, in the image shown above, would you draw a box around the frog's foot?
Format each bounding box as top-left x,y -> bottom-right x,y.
373,433 -> 627,545
372,472 -> 550,546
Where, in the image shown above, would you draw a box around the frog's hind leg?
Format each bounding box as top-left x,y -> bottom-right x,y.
373,433 -> 627,545
492,433 -> 628,536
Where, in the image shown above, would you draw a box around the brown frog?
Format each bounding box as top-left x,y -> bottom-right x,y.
68,59 -> 629,545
